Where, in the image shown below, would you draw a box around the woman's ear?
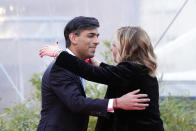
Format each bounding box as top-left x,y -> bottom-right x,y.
69,33 -> 78,45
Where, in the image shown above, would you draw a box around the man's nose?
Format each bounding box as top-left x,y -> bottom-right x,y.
94,37 -> 99,45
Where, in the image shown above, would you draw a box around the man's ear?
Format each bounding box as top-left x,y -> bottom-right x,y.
69,33 -> 78,45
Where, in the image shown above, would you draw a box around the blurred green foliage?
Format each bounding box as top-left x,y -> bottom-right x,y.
160,96 -> 196,131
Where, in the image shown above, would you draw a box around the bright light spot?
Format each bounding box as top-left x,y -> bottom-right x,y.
0,17 -> 5,23
9,6 -> 14,11
0,8 -> 6,15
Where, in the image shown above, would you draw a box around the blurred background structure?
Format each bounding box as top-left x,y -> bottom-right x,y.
0,0 -> 196,109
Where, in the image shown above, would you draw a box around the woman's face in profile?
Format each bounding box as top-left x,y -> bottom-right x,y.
111,32 -> 120,63
111,42 -> 118,63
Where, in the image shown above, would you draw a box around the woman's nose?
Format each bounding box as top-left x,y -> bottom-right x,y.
110,46 -> 113,51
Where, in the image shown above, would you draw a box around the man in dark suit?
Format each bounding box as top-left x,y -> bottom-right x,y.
37,16 -> 150,131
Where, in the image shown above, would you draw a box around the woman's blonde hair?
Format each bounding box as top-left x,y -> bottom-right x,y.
115,26 -> 157,77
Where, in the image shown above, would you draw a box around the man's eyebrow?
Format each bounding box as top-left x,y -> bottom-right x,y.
88,33 -> 100,36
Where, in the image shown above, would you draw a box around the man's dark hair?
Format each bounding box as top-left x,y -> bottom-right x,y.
64,16 -> 99,48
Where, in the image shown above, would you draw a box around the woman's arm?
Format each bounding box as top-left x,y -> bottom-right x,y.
55,51 -> 137,85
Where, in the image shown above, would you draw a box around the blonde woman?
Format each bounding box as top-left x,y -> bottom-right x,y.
40,26 -> 164,131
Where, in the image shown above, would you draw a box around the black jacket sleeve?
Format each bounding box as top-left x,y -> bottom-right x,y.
49,64 -> 109,117
55,51 -> 138,85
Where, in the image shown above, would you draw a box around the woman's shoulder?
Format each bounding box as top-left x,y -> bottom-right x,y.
118,61 -> 143,69
118,61 -> 149,74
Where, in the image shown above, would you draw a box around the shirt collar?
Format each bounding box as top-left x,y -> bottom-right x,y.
66,48 -> 75,56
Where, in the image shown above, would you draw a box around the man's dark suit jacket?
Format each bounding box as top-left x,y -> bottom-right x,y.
55,51 -> 165,131
37,61 -> 109,131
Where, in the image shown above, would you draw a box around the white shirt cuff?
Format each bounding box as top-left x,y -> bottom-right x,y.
107,99 -> 114,113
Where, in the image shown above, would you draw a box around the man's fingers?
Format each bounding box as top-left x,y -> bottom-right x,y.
39,48 -> 49,55
39,47 -> 53,56
131,107 -> 146,110
135,94 -> 148,98
41,46 -> 51,51
134,103 -> 149,107
40,52 -> 49,57
39,44 -> 59,58
39,49 -> 48,55
39,49 -> 47,55
39,50 -> 45,55
39,52 -> 45,57
129,89 -> 140,95
136,98 -> 150,103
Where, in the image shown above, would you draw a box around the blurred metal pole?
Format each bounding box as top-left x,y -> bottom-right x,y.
154,0 -> 189,48
0,64 -> 24,102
